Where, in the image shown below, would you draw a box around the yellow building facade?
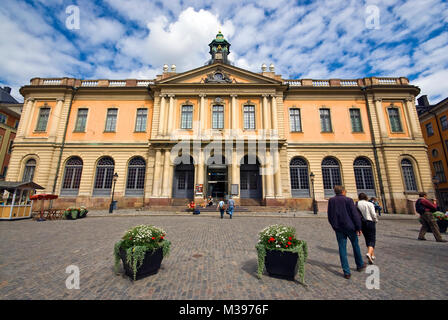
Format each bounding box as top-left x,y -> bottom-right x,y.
7,33 -> 432,213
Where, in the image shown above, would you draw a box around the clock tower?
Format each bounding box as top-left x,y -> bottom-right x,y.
208,31 -> 231,64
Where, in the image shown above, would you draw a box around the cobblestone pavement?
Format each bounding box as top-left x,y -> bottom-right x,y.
0,215 -> 447,300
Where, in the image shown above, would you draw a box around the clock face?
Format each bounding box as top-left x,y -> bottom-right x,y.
214,73 -> 223,80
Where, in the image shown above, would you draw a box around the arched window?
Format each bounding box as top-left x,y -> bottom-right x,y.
93,157 -> 115,196
322,157 -> 342,198
401,159 -> 418,191
61,157 -> 83,196
290,157 -> 310,197
354,157 -> 376,197
22,159 -> 36,182
126,157 -> 146,196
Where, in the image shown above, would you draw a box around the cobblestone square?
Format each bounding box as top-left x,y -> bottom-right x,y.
0,214 -> 447,300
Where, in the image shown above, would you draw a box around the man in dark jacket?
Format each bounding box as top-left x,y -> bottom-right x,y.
327,185 -> 365,279
416,192 -> 446,242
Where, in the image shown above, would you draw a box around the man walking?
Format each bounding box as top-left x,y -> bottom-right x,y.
327,185 -> 365,279
416,192 -> 446,242
227,196 -> 235,219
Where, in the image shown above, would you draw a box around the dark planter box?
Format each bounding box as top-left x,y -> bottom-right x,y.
265,249 -> 299,280
66,210 -> 79,220
426,220 -> 448,233
437,220 -> 447,233
119,247 -> 163,280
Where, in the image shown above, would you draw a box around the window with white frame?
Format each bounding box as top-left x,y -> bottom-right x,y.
289,108 -> 302,132
181,105 -> 193,129
243,105 -> 255,130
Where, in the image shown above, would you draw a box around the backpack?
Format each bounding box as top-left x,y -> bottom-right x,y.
219,201 -> 225,209
415,199 -> 425,215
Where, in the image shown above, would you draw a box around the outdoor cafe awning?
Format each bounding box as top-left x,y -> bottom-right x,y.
0,181 -> 45,190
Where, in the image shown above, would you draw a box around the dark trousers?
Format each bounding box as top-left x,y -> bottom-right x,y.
335,230 -> 364,275
220,209 -> 225,218
419,212 -> 443,241
362,220 -> 376,248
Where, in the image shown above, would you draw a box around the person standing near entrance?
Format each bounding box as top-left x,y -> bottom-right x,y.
415,192 -> 446,242
327,185 -> 365,279
227,196 -> 235,219
217,199 -> 226,219
357,193 -> 378,264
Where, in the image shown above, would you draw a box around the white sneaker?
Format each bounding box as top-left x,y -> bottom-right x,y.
366,253 -> 374,265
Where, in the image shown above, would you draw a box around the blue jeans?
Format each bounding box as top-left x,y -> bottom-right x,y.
227,206 -> 234,217
335,230 -> 364,275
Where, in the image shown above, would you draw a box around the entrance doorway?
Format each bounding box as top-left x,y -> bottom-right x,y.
206,155 -> 228,199
172,156 -> 195,199
240,155 -> 262,199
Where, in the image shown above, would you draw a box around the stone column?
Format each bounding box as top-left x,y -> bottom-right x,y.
162,149 -> 172,197
231,94 -> 237,132
405,97 -> 423,139
262,94 -> 269,131
265,150 -> 274,198
273,148 -> 282,197
49,98 -> 64,141
16,98 -> 34,138
270,94 -> 278,131
373,98 -> 388,140
199,94 -> 206,136
231,148 -> 240,198
167,94 -> 175,134
152,149 -> 163,197
197,148 -> 205,187
158,94 -> 167,136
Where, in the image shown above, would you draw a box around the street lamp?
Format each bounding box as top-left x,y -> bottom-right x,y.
310,172 -> 318,215
109,172 -> 119,214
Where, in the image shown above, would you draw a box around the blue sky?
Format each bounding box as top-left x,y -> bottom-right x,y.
1,0 -> 447,103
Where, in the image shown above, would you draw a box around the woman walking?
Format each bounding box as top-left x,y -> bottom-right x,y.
357,193 -> 378,264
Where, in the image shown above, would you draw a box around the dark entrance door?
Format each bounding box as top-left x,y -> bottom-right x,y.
172,163 -> 194,199
240,156 -> 262,199
207,165 -> 227,199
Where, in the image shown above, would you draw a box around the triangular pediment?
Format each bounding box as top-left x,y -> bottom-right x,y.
156,63 -> 282,85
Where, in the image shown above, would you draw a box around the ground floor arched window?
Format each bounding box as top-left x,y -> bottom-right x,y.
290,157 -> 310,197
353,157 -> 376,198
126,157 -> 146,196
93,157 -> 115,196
22,159 -> 36,182
322,157 -> 342,198
401,158 -> 418,192
61,157 -> 83,196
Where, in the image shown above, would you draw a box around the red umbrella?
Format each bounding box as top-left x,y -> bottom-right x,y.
30,194 -> 58,221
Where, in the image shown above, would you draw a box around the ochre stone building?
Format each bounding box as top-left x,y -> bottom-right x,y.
7,32 -> 432,213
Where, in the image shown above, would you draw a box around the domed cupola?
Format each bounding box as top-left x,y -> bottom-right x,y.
208,31 -> 231,64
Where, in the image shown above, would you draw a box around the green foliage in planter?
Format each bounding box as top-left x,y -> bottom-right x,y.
63,206 -> 88,219
255,224 -> 308,284
433,211 -> 448,221
113,225 -> 171,280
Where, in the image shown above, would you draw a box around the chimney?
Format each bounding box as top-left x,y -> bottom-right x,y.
3,86 -> 11,94
417,95 -> 429,107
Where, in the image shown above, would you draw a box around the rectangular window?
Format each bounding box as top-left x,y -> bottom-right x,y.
8,141 -> 13,154
388,107 -> 403,132
74,108 -> 88,132
289,108 -> 302,132
212,105 -> 224,129
0,114 -> 7,124
426,123 -> 434,136
135,108 -> 147,132
440,115 -> 448,131
35,107 -> 50,132
105,108 -> 118,132
349,109 -> 363,132
320,108 -> 332,132
180,106 -> 193,129
243,105 -> 255,130
14,120 -> 19,129
434,160 -> 447,183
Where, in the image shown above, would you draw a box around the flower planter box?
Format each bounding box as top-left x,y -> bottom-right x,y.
118,247 -> 163,280
65,210 -> 79,220
425,220 -> 448,233
265,249 -> 299,280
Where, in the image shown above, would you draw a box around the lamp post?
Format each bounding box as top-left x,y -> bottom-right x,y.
310,172 -> 317,215
432,176 -> 441,210
109,172 -> 119,214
